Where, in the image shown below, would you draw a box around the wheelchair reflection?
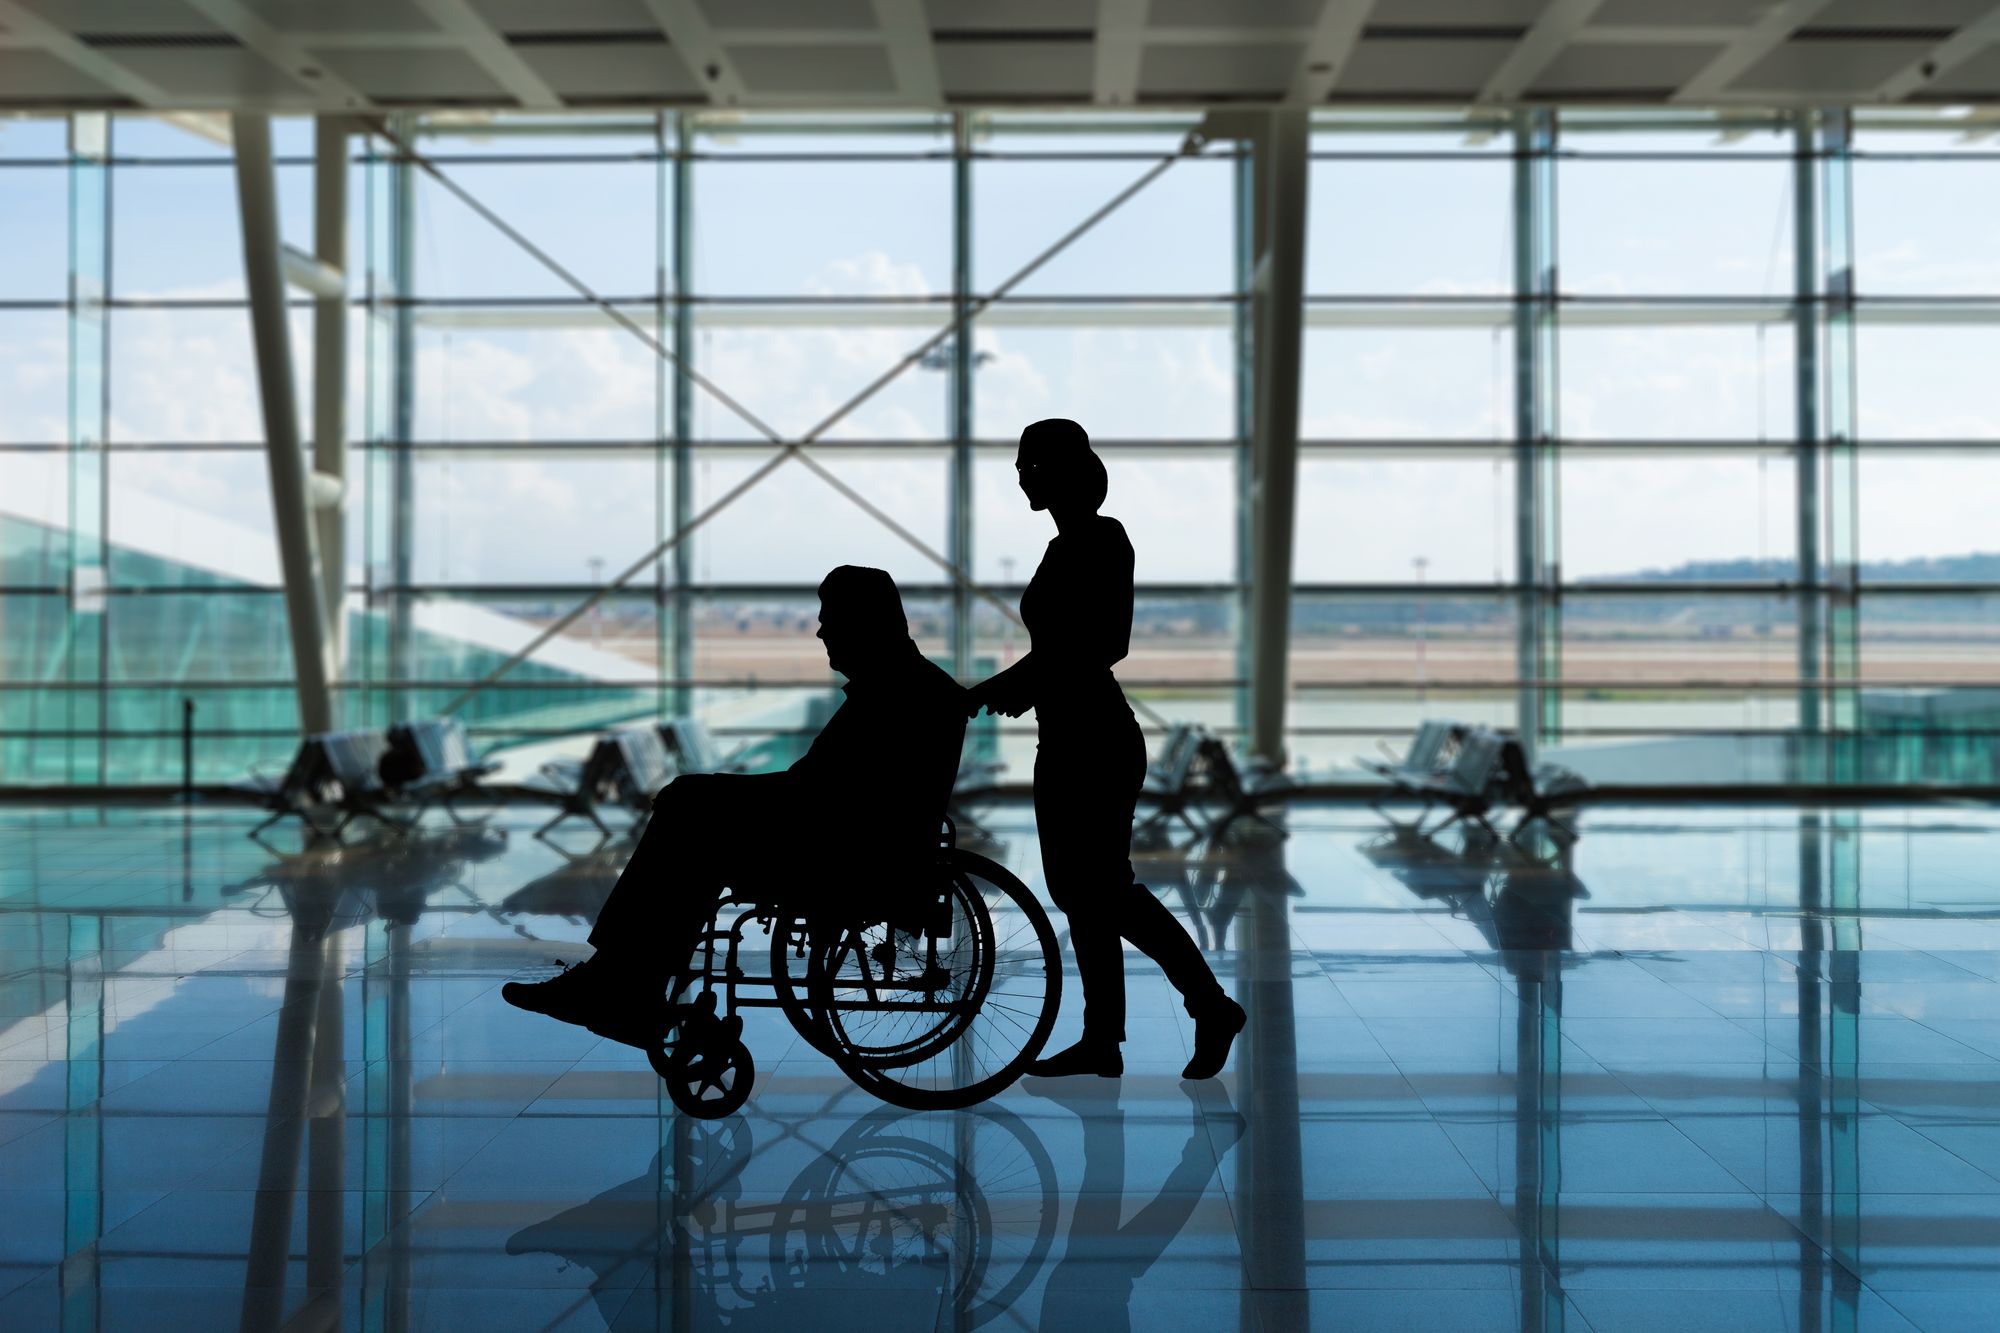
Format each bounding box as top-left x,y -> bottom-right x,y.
506,1106 -> 1060,1331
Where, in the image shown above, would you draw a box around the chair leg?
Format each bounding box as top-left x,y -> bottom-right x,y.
1249,807 -> 1288,837
533,807 -> 571,840
1424,807 -> 1467,838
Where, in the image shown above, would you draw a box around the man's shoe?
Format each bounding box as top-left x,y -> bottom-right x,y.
502,957 -> 664,1047
1025,1040 -> 1123,1079
1182,996 -> 1246,1081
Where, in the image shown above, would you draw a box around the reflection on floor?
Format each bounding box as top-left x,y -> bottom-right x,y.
3,801 -> 2000,1329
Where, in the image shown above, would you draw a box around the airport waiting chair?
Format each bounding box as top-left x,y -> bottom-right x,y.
1360,719 -> 1466,830
538,724 -> 676,839
235,728 -> 396,841
1196,734 -> 1295,842
1492,736 -> 1591,840
379,717 -> 499,825
1408,727 -> 1510,839
659,718 -> 753,776
1133,722 -> 1208,839
1358,719 -> 1461,787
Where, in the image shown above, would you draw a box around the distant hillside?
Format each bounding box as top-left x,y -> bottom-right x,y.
1612,552 -> 2000,583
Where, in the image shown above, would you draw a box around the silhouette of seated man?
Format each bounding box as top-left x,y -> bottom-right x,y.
503,565 -> 968,1044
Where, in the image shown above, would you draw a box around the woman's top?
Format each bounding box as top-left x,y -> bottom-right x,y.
1019,514 -> 1136,733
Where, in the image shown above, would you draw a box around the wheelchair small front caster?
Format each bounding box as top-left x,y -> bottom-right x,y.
652,1032 -> 753,1119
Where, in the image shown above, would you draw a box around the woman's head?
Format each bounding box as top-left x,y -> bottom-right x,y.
1016,418 -> 1108,515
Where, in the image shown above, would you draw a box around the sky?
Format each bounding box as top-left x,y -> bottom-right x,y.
3,112 -> 1999,594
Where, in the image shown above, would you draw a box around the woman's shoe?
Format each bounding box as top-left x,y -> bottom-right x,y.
1182,996 -> 1246,1080
1024,1040 -> 1123,1079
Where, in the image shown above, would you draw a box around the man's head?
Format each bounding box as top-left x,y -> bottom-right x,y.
815,565 -> 909,678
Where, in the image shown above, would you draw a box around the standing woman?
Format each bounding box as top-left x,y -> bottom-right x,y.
969,418 -> 1246,1079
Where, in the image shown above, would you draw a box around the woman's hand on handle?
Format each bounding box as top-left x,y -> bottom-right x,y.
967,663 -> 1035,719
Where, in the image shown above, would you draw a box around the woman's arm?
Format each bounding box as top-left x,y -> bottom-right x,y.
967,654 -> 1037,717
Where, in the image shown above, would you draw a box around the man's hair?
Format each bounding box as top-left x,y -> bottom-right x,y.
1021,417 -> 1109,512
817,565 -> 908,636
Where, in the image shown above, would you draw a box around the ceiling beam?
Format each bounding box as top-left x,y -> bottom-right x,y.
870,0 -> 942,107
1873,3 -> 2000,102
1480,0 -> 1607,103
412,0 -> 563,109
180,0 -> 373,110
1094,0 -> 1148,106
1290,0 -> 1376,104
1671,0 -> 1835,103
0,0 -> 174,106
641,0 -> 748,106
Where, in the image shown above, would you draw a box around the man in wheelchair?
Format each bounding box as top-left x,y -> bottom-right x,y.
504,565 -> 969,1046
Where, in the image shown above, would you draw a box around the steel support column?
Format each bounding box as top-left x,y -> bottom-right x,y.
1818,110 -> 1862,781
1793,116 -> 1824,740
233,113 -> 335,735
671,114 -> 696,717
1513,109 -> 1560,760
314,116 -> 351,681
1245,110 -> 1310,766
389,121 -> 419,722
66,113 -> 110,784
949,111 -> 976,680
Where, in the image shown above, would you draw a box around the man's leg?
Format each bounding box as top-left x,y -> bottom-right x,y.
587,774 -> 736,990
505,773 -> 753,1038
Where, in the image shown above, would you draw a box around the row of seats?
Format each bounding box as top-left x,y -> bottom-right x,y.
1358,719 -> 1589,839
234,714 -> 1302,848
233,717 -> 496,842
1136,722 -> 1295,844
534,719 -> 744,839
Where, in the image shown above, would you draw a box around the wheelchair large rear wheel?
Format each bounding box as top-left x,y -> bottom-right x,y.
811,849 -> 1059,1110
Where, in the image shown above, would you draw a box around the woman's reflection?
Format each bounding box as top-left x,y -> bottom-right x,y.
1030,1081 -> 1246,1333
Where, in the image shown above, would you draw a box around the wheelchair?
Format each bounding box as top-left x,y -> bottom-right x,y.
649,819 -> 1062,1119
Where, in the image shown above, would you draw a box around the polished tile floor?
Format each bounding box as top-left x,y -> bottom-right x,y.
3,800 -> 1999,1330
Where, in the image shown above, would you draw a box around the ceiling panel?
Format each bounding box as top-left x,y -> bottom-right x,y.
312,47 -> 512,101
1336,37 -> 1512,97
109,46 -> 313,100
698,0 -> 878,30
1141,43 -> 1301,98
241,0 -> 441,34
1930,45 -> 2000,98
523,44 -> 703,101
10,0 -> 219,35
1734,39 -> 1937,94
1815,0 -> 1994,29
937,41 -> 1092,99
1533,42 -> 1725,95
923,0 -> 1084,30
469,0 -> 660,34
728,43 -> 897,95
0,49 -> 127,101
1373,0 -> 1552,24
1149,0 -> 1323,27
1591,0 -> 1773,26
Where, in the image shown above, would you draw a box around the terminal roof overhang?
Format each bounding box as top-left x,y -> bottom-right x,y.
2,0 -> 1999,115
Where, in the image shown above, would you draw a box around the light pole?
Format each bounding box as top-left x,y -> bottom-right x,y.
587,557 -> 604,649
1413,556 -> 1429,705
